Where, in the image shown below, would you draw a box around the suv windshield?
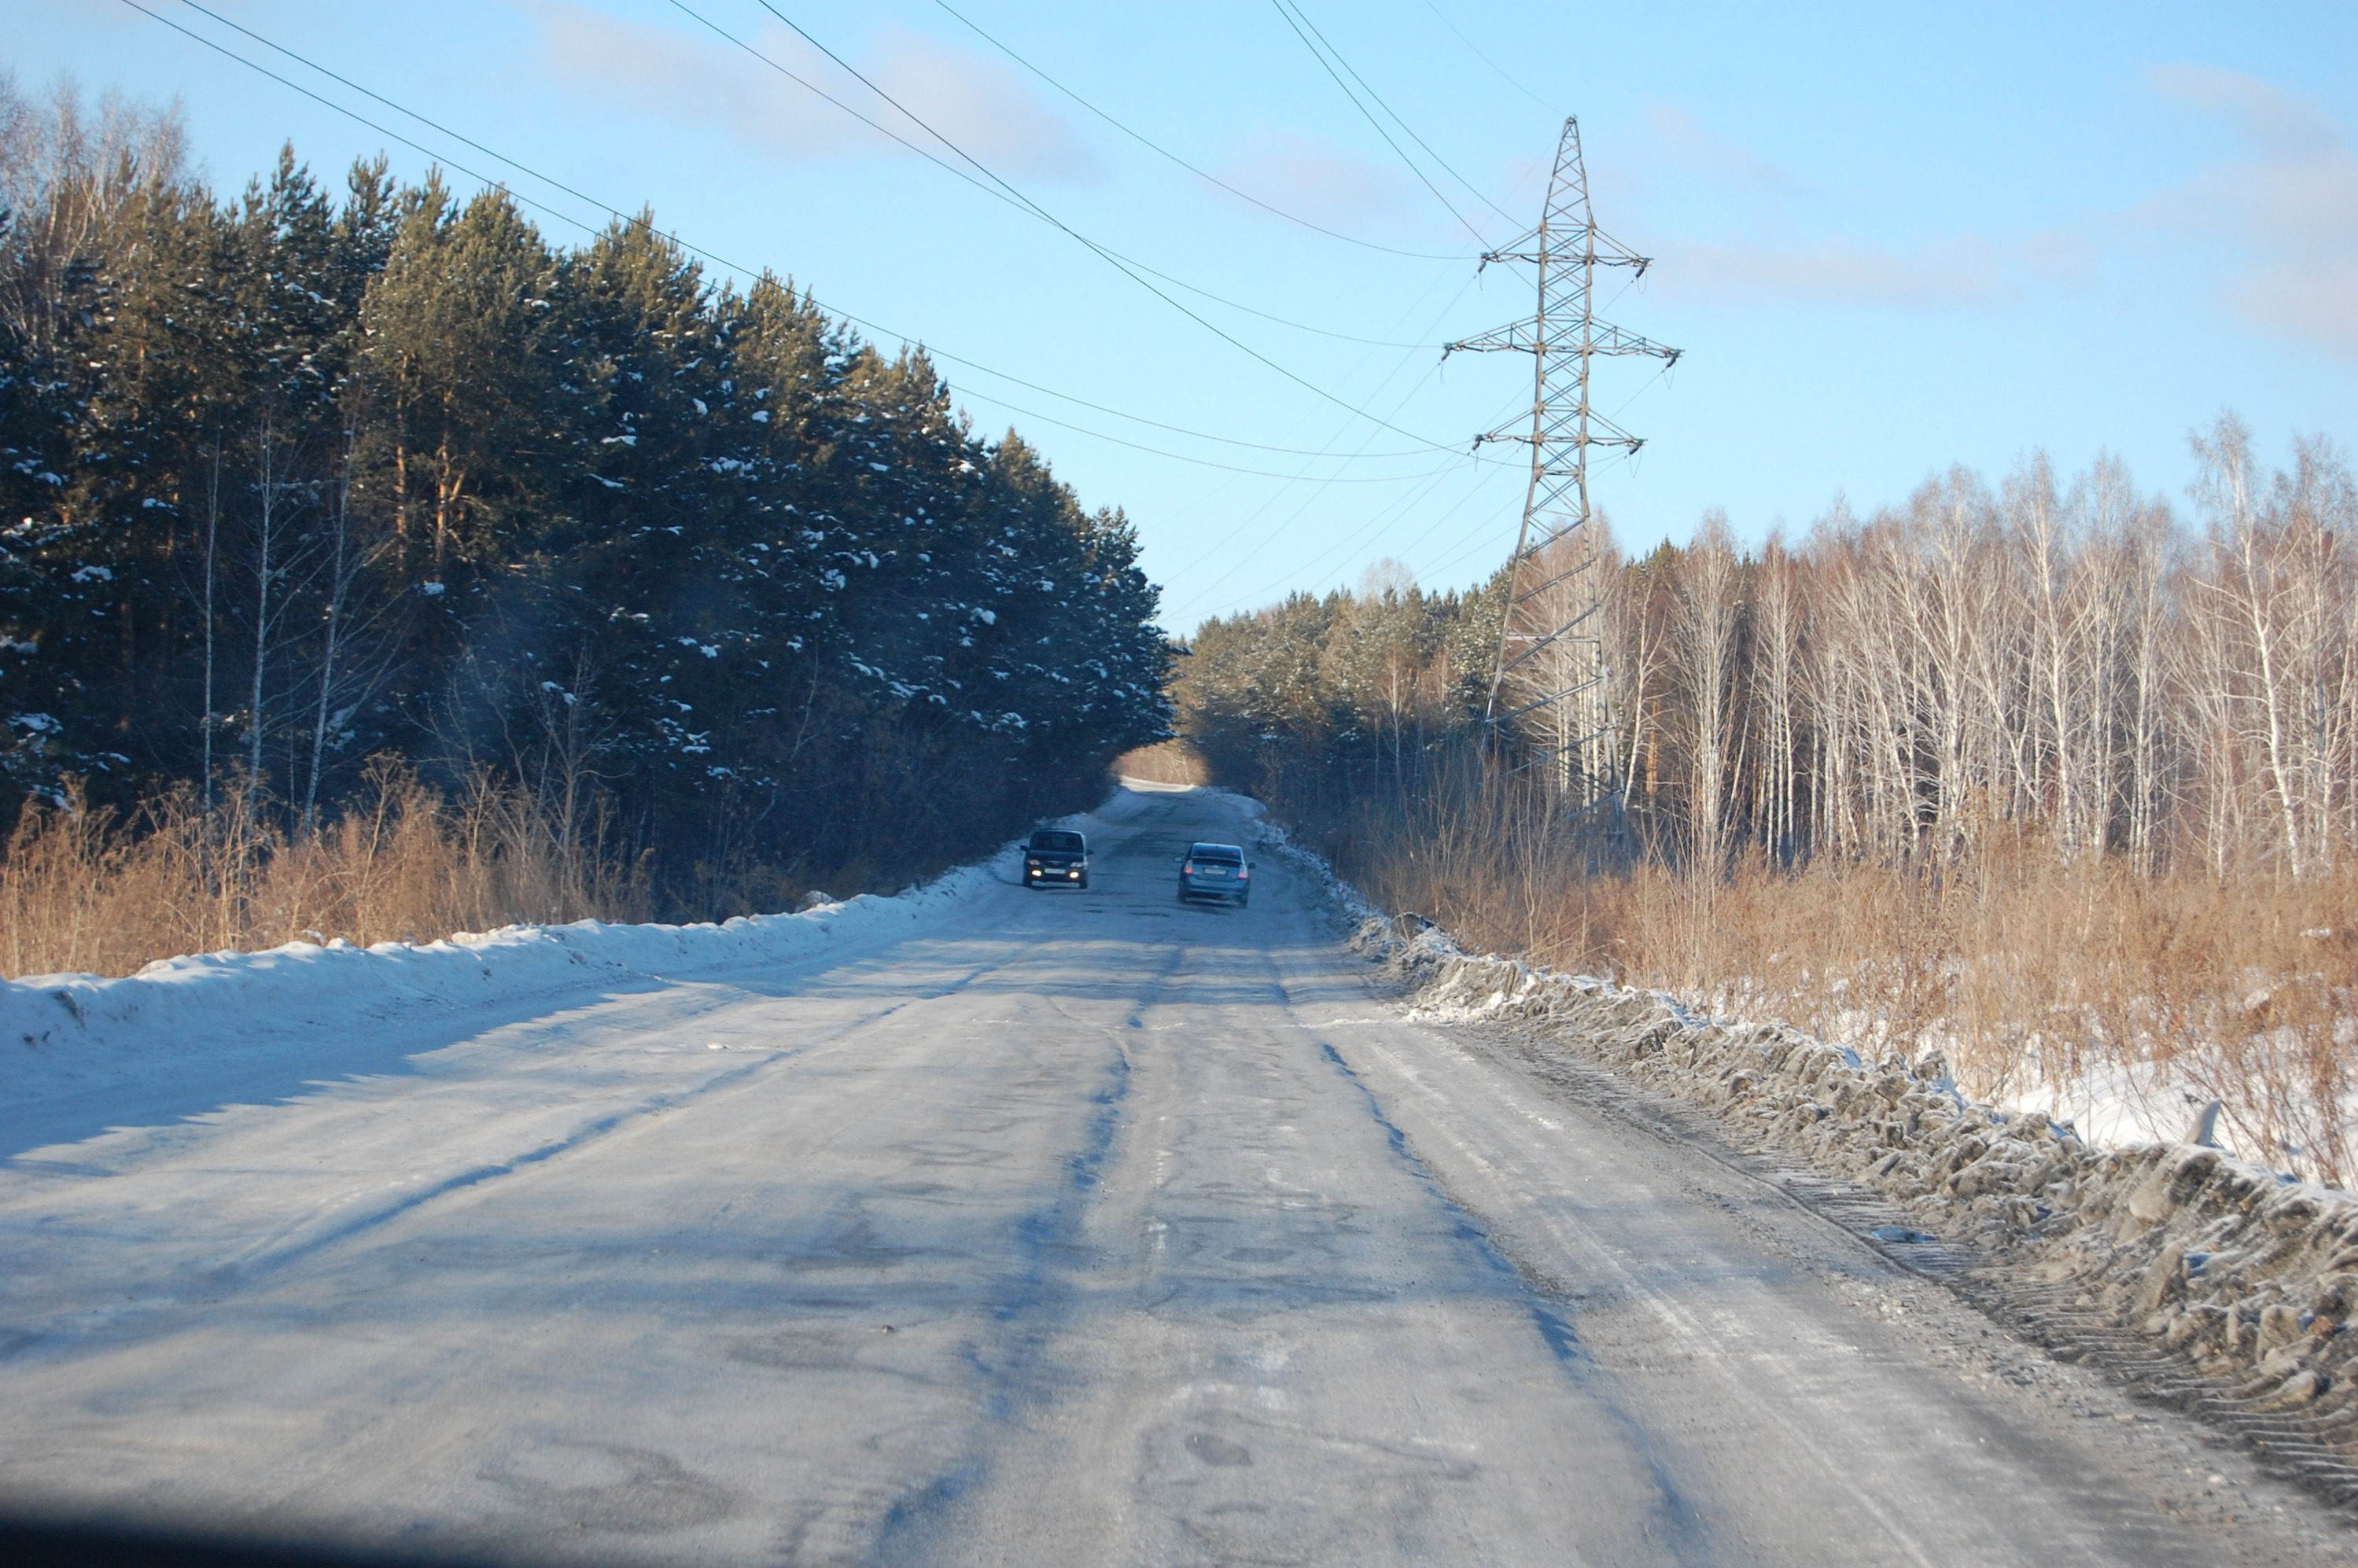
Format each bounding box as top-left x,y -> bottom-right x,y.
1030,831 -> 1085,852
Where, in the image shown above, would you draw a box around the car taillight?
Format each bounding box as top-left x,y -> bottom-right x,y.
1236,866 -> 1249,878
1181,862 -> 1195,874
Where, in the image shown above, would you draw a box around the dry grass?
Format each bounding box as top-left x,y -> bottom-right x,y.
1,763 -> 647,981
1114,740 -> 1210,787
1313,766 -> 2358,1186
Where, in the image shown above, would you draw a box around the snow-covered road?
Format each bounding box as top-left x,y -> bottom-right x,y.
0,786 -> 2344,1565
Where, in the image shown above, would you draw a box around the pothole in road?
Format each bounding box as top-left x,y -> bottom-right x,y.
1185,1433 -> 1253,1467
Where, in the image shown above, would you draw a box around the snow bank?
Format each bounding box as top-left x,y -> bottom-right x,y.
1354,915 -> 2358,1421
1700,985 -> 2269,1158
2,841 -> 1024,1110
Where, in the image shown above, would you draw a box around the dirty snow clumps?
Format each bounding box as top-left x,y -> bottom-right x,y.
1353,915 -> 2358,1426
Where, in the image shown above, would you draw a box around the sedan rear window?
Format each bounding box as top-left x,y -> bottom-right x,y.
1188,843 -> 1243,863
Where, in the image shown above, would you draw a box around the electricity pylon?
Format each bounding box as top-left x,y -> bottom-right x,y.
1444,116 -> 1678,812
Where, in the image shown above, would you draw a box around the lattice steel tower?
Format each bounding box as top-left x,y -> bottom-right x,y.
1445,116 -> 1678,809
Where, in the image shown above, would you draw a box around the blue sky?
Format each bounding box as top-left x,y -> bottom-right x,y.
14,1 -> 2357,628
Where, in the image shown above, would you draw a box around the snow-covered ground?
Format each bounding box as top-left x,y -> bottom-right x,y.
1711,990 -> 2316,1169
0,784 -> 2345,1564
0,822 -> 1066,1160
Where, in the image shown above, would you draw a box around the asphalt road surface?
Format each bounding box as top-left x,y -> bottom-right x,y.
0,785 -> 2346,1566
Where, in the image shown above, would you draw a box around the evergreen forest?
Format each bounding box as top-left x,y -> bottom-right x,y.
0,86 -> 1172,919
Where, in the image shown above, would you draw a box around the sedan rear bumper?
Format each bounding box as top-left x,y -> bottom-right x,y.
1177,878 -> 1248,902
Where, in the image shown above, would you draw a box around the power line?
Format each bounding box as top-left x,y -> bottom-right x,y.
683,0 -> 1458,449
1389,471 -> 1520,569
1267,0 -> 1486,247
1157,280 -> 1495,586
1181,456 -> 1482,622
1418,2 -> 1555,116
142,0 -> 1534,624
931,357 -> 1435,456
928,0 -> 1472,263
1182,426 -> 1651,635
1283,2 -> 1521,230
143,1 -> 1453,469
1173,370 -> 1511,609
1045,247 -> 1450,351
1138,261 -> 1504,596
1178,451 -> 1526,628
690,2 -> 1456,348
1177,377 -> 1536,620
1162,361 -> 1452,587
1407,504 -> 1523,585
199,0 -> 1442,361
991,258 -> 1482,456
1317,461 -> 1510,593
949,385 -> 1464,482
1269,1 -> 1517,242
1282,0 -> 1518,227
133,4 -> 604,223
653,2 -> 1032,212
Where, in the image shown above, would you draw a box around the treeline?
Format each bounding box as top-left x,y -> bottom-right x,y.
1178,561 -> 1496,811
1179,430 -> 2358,1180
0,83 -> 1170,916
1185,425 -> 2358,884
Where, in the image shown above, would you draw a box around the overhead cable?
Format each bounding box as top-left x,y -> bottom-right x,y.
143,1 -> 1453,466
1153,256 -> 1521,590
1181,458 -> 1481,623
1175,378 -> 1529,616
724,0 -> 1453,445
676,1 -> 1448,348
1417,2 -> 1555,114
1267,0 -> 1489,245
950,386 -> 1465,482
928,0 -> 1472,263
1277,1 -> 1522,229
143,0 -> 1530,605
1160,370 -> 1448,585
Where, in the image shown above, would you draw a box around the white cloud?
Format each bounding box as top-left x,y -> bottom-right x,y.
1618,105 -> 2087,311
864,27 -> 1096,181
1622,72 -> 2355,346
1642,104 -> 1804,197
2149,64 -> 2340,160
2139,65 -> 2358,361
1660,230 -> 2090,309
1207,126 -> 1426,235
520,3 -> 1098,182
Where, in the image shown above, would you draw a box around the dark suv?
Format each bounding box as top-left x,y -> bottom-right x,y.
1023,830 -> 1090,889
1177,841 -> 1251,906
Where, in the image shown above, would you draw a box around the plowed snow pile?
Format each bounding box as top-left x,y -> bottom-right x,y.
1354,916 -> 2358,1428
0,842 -> 1030,1119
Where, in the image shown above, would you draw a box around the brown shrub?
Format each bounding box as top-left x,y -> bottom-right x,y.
1311,768 -> 2358,1186
0,762 -> 647,981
